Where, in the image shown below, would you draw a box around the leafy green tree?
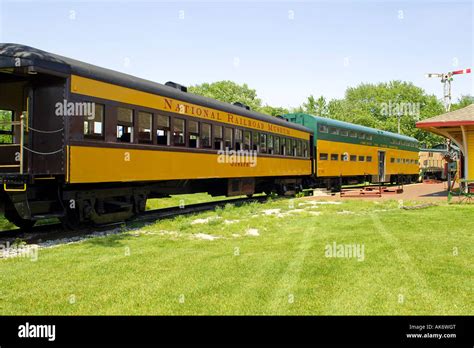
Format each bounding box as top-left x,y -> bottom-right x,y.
188,81 -> 262,111
188,80 -> 290,117
302,95 -> 328,117
0,110 -> 13,143
451,95 -> 474,111
299,81 -> 449,147
259,105 -> 289,116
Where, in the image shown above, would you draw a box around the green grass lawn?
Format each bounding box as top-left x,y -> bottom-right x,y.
0,197 -> 472,315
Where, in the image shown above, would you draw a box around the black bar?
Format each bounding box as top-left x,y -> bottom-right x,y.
0,316 -> 472,346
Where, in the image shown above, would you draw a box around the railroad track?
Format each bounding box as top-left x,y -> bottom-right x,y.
0,195 -> 269,246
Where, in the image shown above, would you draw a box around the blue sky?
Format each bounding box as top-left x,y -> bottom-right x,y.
0,0 -> 472,108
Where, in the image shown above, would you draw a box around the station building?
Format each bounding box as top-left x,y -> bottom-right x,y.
416,104 -> 474,185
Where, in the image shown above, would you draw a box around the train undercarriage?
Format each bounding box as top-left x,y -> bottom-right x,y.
0,173 -> 418,230
0,176 -> 309,230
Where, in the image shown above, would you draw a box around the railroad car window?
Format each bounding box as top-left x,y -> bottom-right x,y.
0,110 -> 14,143
358,133 -> 365,140
359,155 -> 365,162
235,129 -> 243,150
296,140 -> 302,157
173,118 -> 185,146
252,132 -> 259,152
366,156 -> 372,162
188,120 -> 199,148
156,114 -> 170,145
319,125 -> 328,133
280,138 -> 286,156
138,111 -> 152,144
259,133 -> 267,153
267,135 -> 274,154
331,154 -> 339,161
366,134 -> 373,140
214,125 -> 223,150
224,127 -> 233,150
274,136 -> 280,155
319,153 -> 328,160
341,153 -> 349,161
117,107 -> 133,143
243,130 -> 251,150
390,158 -> 395,163
340,129 -> 348,137
201,123 -> 211,148
329,127 -> 339,135
350,155 -> 357,162
302,141 -> 308,157
291,139 -> 297,157
84,103 -> 104,138
349,131 -> 357,138
396,158 -> 401,163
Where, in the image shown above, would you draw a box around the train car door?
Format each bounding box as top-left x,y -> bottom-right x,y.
378,151 -> 386,182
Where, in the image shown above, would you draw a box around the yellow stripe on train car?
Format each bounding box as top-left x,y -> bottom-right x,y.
68,146 -> 312,184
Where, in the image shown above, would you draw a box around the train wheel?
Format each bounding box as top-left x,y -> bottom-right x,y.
4,207 -> 36,231
60,209 -> 83,230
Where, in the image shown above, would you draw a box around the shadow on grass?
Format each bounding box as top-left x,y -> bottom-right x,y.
83,231 -> 132,248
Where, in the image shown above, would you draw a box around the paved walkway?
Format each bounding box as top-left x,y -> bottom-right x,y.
307,183 -> 453,202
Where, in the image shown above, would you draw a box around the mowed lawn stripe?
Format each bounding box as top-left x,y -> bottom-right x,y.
0,199 -> 472,315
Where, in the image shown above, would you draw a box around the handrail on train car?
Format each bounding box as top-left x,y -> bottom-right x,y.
0,114 -> 25,176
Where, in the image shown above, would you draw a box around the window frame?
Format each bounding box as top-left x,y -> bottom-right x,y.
235,129 -> 243,151
156,114 -> 171,146
84,103 -> 105,140
188,119 -> 200,149
224,127 -> 233,150
200,122 -> 212,148
137,111 -> 153,144
172,117 -> 186,146
214,125 -> 223,150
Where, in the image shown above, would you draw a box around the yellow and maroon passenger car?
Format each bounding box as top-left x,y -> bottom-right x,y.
0,44 -> 312,228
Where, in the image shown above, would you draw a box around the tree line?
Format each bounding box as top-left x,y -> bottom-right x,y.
189,80 -> 473,148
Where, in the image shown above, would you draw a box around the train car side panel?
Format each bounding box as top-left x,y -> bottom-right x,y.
68,146 -> 311,184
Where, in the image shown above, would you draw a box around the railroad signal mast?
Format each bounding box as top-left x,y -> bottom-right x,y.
425,67 -> 471,193
425,68 -> 471,112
